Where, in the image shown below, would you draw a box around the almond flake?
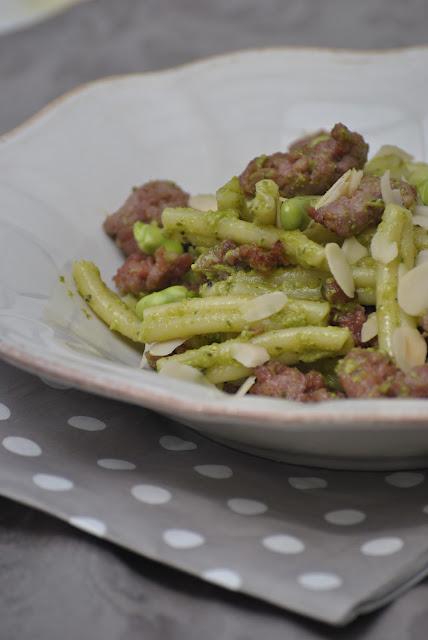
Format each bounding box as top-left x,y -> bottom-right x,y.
315,169 -> 362,210
325,243 -> 355,298
416,250 -> 428,267
398,263 -> 408,281
230,343 -> 269,368
348,169 -> 364,194
360,313 -> 378,343
412,215 -> 428,230
370,231 -> 398,264
392,326 -> 427,373
158,361 -> 211,386
147,338 -> 187,357
397,261 -> 428,316
235,376 -> 257,397
341,237 -> 368,264
243,292 -> 288,322
380,170 -> 402,206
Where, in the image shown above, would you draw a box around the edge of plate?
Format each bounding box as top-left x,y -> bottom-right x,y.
1,45 -> 428,144
2,340 -> 428,427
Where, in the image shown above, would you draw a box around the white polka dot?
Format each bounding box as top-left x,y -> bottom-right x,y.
361,537 -> 404,556
262,534 -> 305,554
298,572 -> 342,591
202,568 -> 242,590
385,472 -> 425,488
422,505 -> 428,515
163,529 -> 205,549
0,403 -> 11,420
69,516 -> 107,537
288,477 -> 327,490
68,416 -> 106,431
97,458 -> 136,470
159,435 -> 197,451
194,465 -> 233,479
131,484 -> 171,505
324,509 -> 366,526
40,377 -> 71,390
33,473 -> 73,491
227,498 -> 267,516
2,436 -> 41,457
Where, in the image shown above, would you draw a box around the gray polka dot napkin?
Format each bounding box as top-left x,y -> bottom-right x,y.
2,361 -> 428,626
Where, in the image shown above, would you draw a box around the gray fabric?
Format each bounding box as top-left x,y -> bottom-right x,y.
2,0 -> 428,628
2,361 -> 428,625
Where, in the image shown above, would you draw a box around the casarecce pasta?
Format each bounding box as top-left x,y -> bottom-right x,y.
72,122 -> 428,401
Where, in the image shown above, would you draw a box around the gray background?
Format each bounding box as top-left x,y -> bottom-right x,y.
1,0 -> 427,638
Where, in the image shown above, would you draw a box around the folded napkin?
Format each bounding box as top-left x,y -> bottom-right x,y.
2,360 -> 428,625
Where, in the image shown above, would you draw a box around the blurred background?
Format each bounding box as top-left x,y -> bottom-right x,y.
0,0 -> 426,134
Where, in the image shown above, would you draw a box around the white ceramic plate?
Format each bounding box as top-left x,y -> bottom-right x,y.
0,0 -> 88,35
1,47 -> 428,470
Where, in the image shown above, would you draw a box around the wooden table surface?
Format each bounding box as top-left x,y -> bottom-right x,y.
1,1 -> 427,637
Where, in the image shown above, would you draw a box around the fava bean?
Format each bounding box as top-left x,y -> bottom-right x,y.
136,285 -> 193,318
280,196 -> 317,231
133,221 -> 183,255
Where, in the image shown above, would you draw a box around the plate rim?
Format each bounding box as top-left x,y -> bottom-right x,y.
2,44 -> 428,144
3,341 -> 428,428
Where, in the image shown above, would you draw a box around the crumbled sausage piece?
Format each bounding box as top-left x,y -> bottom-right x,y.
391,365 -> 428,398
250,362 -> 336,402
114,248 -> 193,295
104,180 -> 189,255
309,176 -> 416,238
193,240 -> 288,275
336,348 -> 397,398
239,123 -> 368,198
332,304 -> 366,346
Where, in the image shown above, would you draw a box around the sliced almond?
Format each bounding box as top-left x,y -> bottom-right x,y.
341,236 -> 368,264
188,194 -> 218,212
370,231 -> 398,264
315,169 -> 362,210
398,263 -> 408,280
416,250 -> 428,267
235,376 -> 257,397
243,291 -> 288,322
230,343 -> 269,368
147,338 -> 187,357
392,326 -> 427,373
415,206 -> 428,217
412,215 -> 428,230
140,354 -> 151,370
158,361 -> 211,386
348,169 -> 364,195
374,145 -> 413,162
397,261 -> 428,316
380,170 -> 402,206
361,312 -> 378,343
325,243 -> 355,298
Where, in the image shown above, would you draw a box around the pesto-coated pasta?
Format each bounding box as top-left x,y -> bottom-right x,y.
73,130 -> 428,403
140,296 -> 330,342
157,326 -> 352,373
72,261 -> 143,342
